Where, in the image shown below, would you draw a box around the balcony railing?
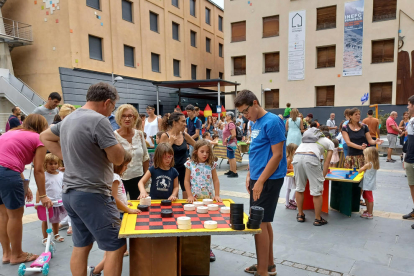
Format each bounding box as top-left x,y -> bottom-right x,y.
0,17 -> 33,42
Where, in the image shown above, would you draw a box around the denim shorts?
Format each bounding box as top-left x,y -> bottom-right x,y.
227,146 -> 236,159
63,189 -> 126,251
0,166 -> 25,210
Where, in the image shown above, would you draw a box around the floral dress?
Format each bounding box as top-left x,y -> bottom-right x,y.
184,160 -> 217,199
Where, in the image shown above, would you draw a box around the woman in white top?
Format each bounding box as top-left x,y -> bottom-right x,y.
114,104 -> 149,200
143,105 -> 162,147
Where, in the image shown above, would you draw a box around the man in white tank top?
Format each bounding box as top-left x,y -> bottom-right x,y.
143,105 -> 162,147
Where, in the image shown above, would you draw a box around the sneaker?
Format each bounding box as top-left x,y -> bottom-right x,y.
224,171 -> 232,175
87,266 -> 101,276
360,212 -> 373,219
402,209 -> 414,220
227,172 -> 239,178
386,159 -> 396,163
210,250 -> 216,262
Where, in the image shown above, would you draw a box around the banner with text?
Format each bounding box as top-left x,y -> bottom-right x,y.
343,0 -> 364,77
288,10 -> 306,81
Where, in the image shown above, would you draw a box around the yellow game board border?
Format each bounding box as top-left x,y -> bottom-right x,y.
286,167 -> 364,183
119,199 -> 261,238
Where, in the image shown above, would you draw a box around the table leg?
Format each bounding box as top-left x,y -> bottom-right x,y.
180,236 -> 211,276
130,237 -> 178,276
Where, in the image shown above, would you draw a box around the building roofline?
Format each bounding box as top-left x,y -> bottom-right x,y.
206,0 -> 223,11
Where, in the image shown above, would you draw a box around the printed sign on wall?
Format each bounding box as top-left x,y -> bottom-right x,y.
343,0 -> 365,77
288,10 -> 306,81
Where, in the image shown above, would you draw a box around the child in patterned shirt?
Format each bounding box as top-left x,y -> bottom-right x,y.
184,139 -> 221,262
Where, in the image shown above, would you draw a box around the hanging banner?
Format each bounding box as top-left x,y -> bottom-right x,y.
288,10 -> 306,81
343,0 -> 364,77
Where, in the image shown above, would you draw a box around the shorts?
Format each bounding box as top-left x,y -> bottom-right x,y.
405,162 -> 414,186
387,134 -> 397,149
63,189 -> 126,251
362,191 -> 374,203
249,178 -> 283,223
175,164 -> 186,192
227,146 -> 236,159
0,166 -> 25,210
292,154 -> 324,196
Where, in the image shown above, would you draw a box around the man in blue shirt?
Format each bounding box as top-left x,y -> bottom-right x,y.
235,90 -> 286,276
108,113 -> 119,131
185,104 -> 202,156
5,106 -> 22,132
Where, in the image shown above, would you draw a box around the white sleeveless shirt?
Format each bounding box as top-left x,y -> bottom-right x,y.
144,117 -> 159,147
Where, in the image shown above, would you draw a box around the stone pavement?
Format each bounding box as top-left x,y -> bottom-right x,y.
1,154 -> 414,275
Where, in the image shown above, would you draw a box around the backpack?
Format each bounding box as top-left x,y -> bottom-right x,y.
186,117 -> 202,137
302,127 -> 327,156
229,122 -> 243,141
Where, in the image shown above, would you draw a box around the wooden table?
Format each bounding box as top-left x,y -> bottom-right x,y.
119,199 -> 261,276
213,145 -> 243,168
287,168 -> 364,216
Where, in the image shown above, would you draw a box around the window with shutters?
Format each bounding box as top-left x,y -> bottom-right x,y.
372,39 -> 394,63
317,6 -> 336,30
124,45 -> 134,67
190,31 -> 196,47
317,46 -> 336,68
233,56 -> 246,75
370,82 -> 392,104
265,89 -> 279,109
231,21 -> 246,42
190,0 -> 196,17
264,52 -> 279,73
150,12 -> 159,33
206,69 -> 211,79
206,38 -> 211,53
219,72 -> 223,79
316,86 -> 335,106
87,0 -> 100,10
151,53 -> 160,73
219,43 -> 223,57
122,0 -> 133,23
263,15 -> 279,38
172,22 -> 179,41
205,8 -> 211,25
191,64 -> 197,80
89,35 -> 103,61
172,0 -> 179,8
373,0 -> 397,22
218,16 -> 223,32
173,59 -> 180,77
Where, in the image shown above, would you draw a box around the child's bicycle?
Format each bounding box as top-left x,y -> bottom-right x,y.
18,200 -> 62,276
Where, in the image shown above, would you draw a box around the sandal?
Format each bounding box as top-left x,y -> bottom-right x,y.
285,204 -> 297,210
42,238 -> 47,246
313,217 -> 328,226
244,264 -> 277,275
67,228 -> 73,236
124,250 -> 129,257
289,200 -> 297,207
296,213 -> 305,223
54,234 -> 65,243
10,252 -> 38,265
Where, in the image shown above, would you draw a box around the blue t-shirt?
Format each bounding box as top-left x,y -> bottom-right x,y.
249,112 -> 287,180
149,166 -> 179,199
187,117 -> 202,139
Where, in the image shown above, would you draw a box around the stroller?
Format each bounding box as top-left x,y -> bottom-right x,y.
18,200 -> 62,276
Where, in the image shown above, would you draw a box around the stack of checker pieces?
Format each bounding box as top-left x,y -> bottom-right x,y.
230,203 -> 245,230
247,206 -> 264,229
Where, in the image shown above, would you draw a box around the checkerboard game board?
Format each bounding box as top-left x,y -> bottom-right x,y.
135,202 -> 230,231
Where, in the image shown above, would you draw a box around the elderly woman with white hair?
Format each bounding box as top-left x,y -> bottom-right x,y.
223,111 -> 238,178
114,104 -> 149,199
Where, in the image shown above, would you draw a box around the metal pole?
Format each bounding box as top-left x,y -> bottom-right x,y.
261,84 -> 263,106
217,82 -> 221,119
235,84 -> 238,116
156,85 -> 160,117
112,72 -> 114,84
178,88 -> 181,109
